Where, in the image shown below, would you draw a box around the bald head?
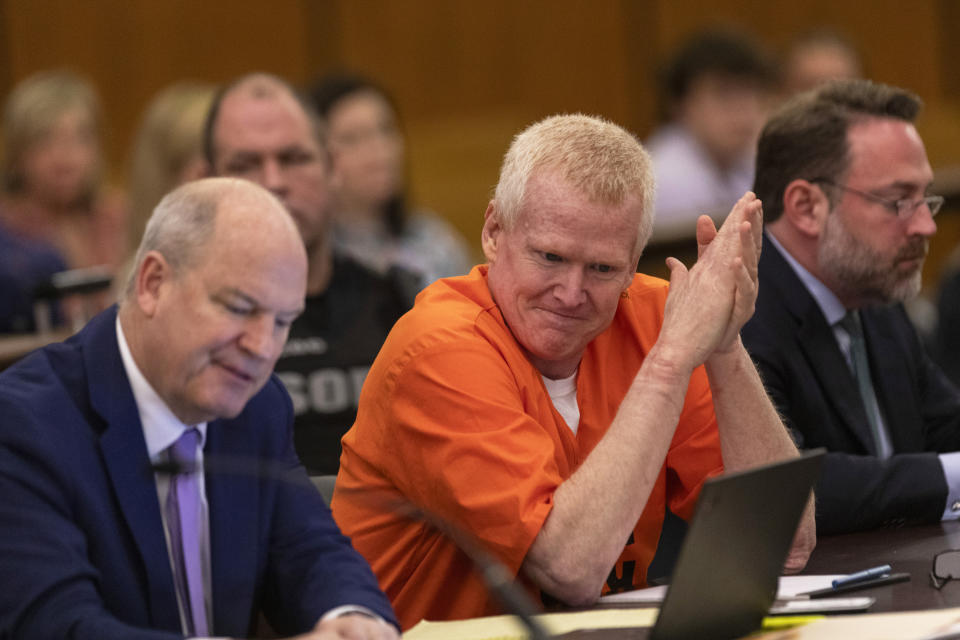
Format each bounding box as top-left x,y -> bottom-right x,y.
203,73 -> 331,255
124,177 -> 304,299
121,177 -> 307,424
204,73 -> 324,168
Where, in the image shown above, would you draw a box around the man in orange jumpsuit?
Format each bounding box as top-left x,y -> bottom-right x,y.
332,114 -> 814,629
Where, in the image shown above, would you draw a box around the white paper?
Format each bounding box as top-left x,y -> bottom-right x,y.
598,575 -> 845,604
776,575 -> 846,598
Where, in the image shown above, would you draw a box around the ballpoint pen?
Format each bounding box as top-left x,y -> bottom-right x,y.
832,564 -> 893,588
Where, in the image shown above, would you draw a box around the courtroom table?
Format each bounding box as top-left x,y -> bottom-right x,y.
803,520 -> 960,612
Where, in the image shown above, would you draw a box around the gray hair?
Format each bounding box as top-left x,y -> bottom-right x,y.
493,114 -> 655,257
122,178 -> 245,298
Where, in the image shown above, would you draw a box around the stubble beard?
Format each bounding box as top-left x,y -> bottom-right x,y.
817,211 -> 926,306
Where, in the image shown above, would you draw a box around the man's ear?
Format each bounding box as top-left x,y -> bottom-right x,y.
782,179 -> 830,239
481,201 -> 502,263
135,251 -> 173,317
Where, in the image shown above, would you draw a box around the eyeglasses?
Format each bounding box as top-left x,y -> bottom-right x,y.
811,178 -> 944,220
931,549 -> 960,589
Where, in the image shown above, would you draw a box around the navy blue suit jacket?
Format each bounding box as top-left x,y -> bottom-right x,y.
742,237 -> 960,534
0,307 -> 396,639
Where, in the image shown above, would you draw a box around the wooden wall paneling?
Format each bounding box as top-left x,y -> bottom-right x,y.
0,0 -> 315,184
621,0 -> 665,140
301,0 -> 345,81
326,0 -> 655,252
0,0 -> 956,265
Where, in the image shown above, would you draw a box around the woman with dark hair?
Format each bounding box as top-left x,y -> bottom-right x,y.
308,73 -> 473,289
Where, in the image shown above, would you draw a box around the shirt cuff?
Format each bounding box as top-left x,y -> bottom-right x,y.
939,452 -> 960,521
320,604 -> 387,624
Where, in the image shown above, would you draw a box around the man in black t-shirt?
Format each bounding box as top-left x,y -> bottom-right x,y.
204,73 -> 414,474
276,258 -> 414,473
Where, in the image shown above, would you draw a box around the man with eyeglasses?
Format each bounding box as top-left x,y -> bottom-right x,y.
204,74 -> 416,475
743,78 -> 960,535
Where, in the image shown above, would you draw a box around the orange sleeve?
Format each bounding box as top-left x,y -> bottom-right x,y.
665,363 -> 724,521
375,336 -> 560,576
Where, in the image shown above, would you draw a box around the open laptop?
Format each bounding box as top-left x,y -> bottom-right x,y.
633,449 -> 825,640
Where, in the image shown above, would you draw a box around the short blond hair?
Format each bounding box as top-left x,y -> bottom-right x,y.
493,114 -> 655,256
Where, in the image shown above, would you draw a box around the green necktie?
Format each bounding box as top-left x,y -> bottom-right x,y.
838,311 -> 892,458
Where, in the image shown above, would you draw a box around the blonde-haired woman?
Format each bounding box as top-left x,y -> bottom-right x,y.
0,70 -> 127,272
126,81 -> 216,254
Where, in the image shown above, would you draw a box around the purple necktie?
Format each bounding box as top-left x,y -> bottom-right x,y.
165,428 -> 209,636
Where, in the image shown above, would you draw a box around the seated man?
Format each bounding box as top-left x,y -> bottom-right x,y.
0,178 -> 398,639
332,114 -> 813,628
204,73 -> 416,475
743,79 -> 960,534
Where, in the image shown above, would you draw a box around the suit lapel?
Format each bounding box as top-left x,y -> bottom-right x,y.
205,417 -> 259,637
85,308 -> 181,632
762,240 -> 877,454
861,308 -> 923,451
795,307 -> 877,453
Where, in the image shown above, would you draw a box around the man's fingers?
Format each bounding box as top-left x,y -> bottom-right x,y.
732,255 -> 757,318
696,215 -> 718,258
739,220 -> 759,285
665,256 -> 688,283
744,197 -> 763,257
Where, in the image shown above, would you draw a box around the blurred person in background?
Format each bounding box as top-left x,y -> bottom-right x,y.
206,73 -> 416,475
646,28 -> 777,239
0,221 -> 67,332
0,70 -> 126,271
308,73 -> 473,289
126,81 -> 216,259
781,29 -> 863,97
119,81 -> 216,293
0,70 -> 126,331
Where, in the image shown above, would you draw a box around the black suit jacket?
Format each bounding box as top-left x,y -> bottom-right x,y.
0,307 -> 396,639
742,236 -> 960,534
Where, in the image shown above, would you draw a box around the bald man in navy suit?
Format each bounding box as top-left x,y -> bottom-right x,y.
0,178 -> 397,639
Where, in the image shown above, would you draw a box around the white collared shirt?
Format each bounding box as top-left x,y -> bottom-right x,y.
116,317 -> 213,636
115,317 -> 386,635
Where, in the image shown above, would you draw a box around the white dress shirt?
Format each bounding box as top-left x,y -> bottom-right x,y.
116,317 -> 386,636
116,318 -> 214,636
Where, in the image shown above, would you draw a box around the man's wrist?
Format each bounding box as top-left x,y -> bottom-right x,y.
644,341 -> 696,384
704,338 -> 748,386
319,605 -> 386,624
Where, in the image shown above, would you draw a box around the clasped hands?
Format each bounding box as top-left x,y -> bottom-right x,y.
659,191 -> 763,371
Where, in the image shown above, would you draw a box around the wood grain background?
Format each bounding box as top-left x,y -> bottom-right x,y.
2,0 -> 959,272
